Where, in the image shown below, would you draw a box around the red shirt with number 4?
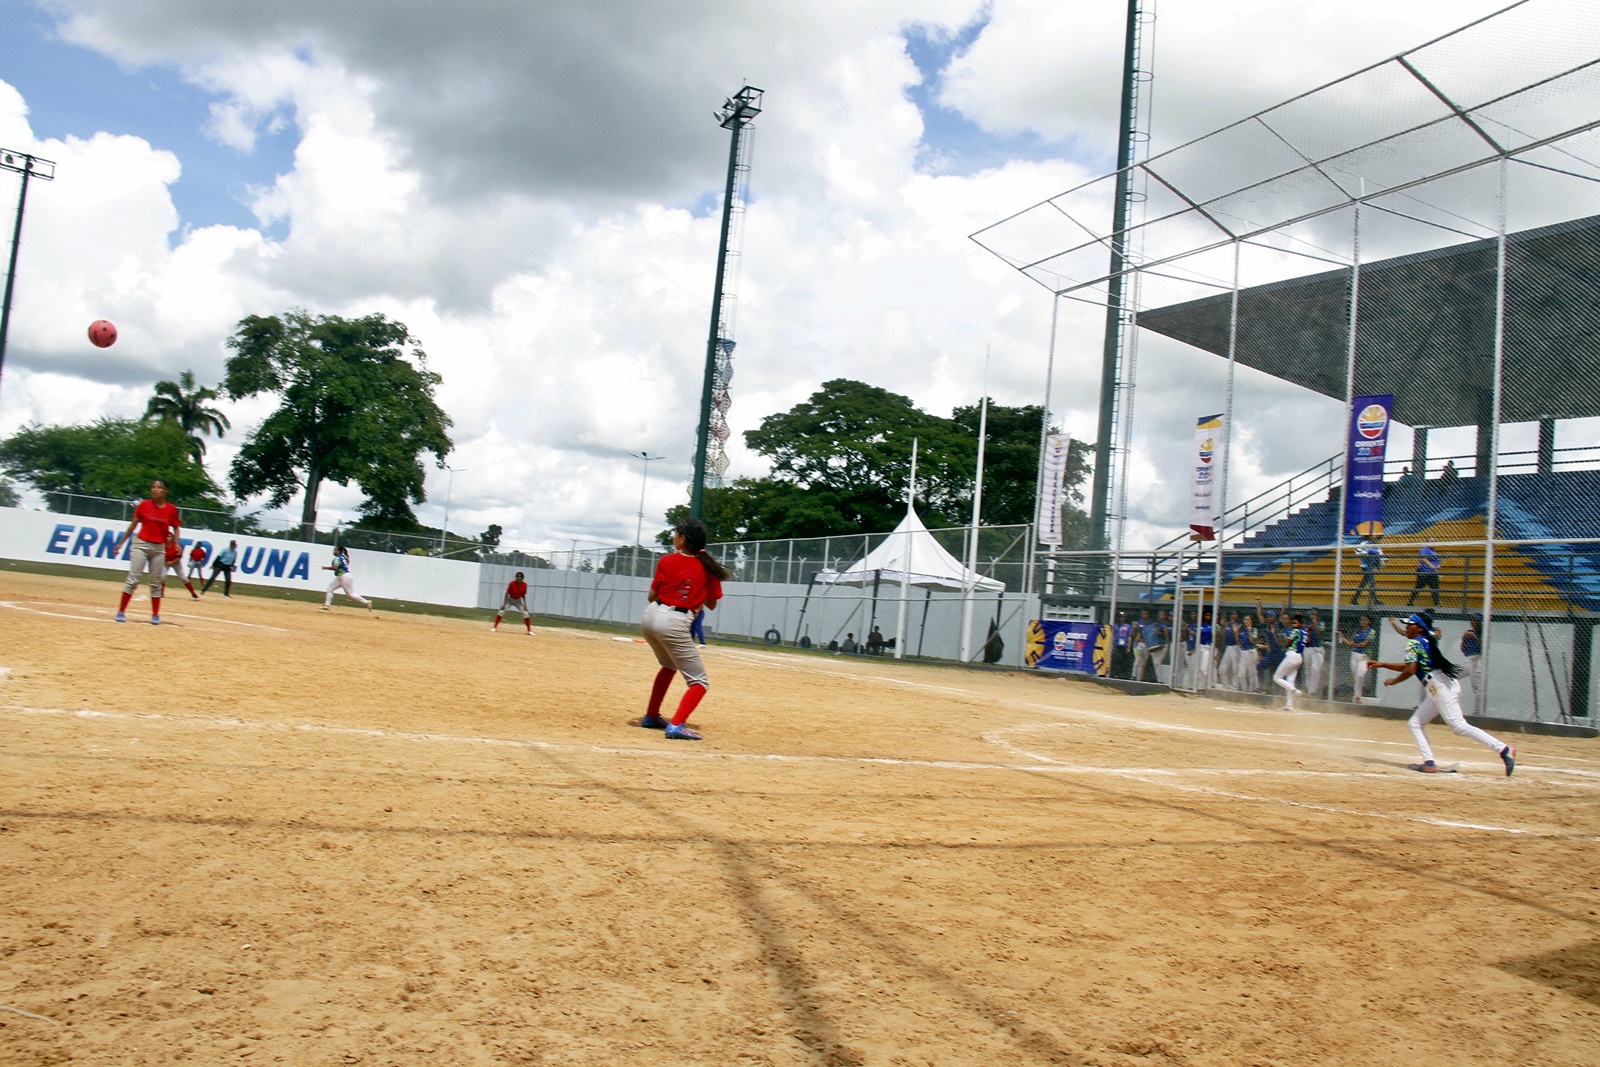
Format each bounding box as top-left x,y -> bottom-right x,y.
651,552 -> 721,611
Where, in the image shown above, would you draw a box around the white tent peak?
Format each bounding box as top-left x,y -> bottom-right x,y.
815,508 -> 1005,592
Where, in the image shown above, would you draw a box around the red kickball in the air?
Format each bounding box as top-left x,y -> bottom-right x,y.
88,320 -> 118,348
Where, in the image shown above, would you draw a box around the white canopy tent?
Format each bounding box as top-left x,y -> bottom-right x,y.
814,507 -> 1004,659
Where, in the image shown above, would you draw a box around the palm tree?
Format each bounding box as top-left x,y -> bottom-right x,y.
143,370 -> 231,460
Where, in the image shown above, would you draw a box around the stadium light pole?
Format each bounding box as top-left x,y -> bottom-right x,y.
631,451 -> 664,576
691,86 -> 763,518
438,465 -> 466,553
0,148 -> 56,402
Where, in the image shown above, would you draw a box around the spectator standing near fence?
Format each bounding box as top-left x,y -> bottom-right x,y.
1352,534 -> 1385,606
1111,613 -> 1134,679
1151,611 -> 1172,684
201,540 -> 238,597
1302,614 -> 1326,697
1236,614 -> 1259,691
112,478 -> 179,625
1461,614 -> 1485,716
1130,610 -> 1154,682
638,517 -> 730,741
1407,542 -> 1442,607
1338,615 -> 1375,703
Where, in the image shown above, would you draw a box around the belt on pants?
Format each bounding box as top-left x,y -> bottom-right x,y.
662,605 -> 690,614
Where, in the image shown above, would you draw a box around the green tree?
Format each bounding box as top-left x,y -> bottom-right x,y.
951,400 -> 1091,538
0,418 -> 226,517
0,477 -> 19,507
665,385 -> 1092,546
143,370 -> 231,459
739,379 -> 974,536
224,310 -> 453,540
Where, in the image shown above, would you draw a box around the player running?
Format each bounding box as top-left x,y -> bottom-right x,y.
322,546 -> 373,611
1368,612 -> 1515,776
494,572 -> 532,633
638,518 -> 730,741
112,478 -> 179,625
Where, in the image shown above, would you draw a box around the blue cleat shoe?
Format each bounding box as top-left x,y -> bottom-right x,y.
664,723 -> 702,741
150,615 -> 161,625
114,611 -> 126,623
639,715 -> 668,730
1501,745 -> 1516,777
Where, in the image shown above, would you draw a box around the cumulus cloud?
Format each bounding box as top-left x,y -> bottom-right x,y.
0,0 -> 1533,553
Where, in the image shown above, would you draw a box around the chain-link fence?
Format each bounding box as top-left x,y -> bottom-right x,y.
974,0 -> 1600,725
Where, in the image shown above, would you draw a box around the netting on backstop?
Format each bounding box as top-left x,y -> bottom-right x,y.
972,0 -> 1600,722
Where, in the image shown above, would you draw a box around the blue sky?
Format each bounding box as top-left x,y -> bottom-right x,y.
0,2 -> 295,234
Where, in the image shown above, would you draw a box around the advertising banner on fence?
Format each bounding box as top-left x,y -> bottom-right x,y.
1025,619 -> 1110,675
0,507 -> 480,607
1035,433 -> 1071,546
1190,413 -> 1224,541
1345,394 -> 1394,536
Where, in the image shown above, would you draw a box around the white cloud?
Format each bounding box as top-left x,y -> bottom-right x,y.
0,0 -> 1554,555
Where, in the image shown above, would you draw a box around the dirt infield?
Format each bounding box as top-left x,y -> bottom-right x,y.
1,569 -> 1598,1066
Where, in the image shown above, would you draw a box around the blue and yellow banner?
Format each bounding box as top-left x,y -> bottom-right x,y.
1026,620 -> 1110,675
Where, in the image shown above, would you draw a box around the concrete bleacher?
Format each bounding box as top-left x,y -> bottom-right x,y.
1193,470 -> 1600,612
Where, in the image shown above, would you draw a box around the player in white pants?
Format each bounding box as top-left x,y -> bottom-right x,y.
1338,615 -> 1375,703
323,547 -> 372,610
1371,613 -> 1515,776
1302,616 -> 1326,698
1461,615 -> 1485,715
1236,615 -> 1259,691
1273,613 -> 1307,708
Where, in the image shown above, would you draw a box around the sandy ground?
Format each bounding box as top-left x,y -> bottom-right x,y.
1,568 -> 1598,1066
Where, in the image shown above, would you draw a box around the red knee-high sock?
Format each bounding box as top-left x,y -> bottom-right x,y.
119,592 -> 132,611
151,596 -> 162,617
524,617 -> 532,632
672,684 -> 707,726
646,668 -> 675,717
493,613 -> 502,629
185,581 -> 197,598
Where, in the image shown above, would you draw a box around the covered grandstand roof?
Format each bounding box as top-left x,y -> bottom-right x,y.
1136,212 -> 1600,430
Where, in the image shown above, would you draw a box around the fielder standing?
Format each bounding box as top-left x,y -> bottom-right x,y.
494,571 -> 532,633
638,518 -> 730,741
112,478 -> 179,625
322,546 -> 373,611
1369,612 -> 1515,775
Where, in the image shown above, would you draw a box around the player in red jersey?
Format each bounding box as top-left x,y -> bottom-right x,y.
186,540 -> 208,587
638,518 -> 730,740
112,478 -> 180,624
166,533 -> 201,600
493,571 -> 532,633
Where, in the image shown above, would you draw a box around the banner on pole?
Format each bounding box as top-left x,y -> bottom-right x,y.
1345,394 -> 1394,537
1036,433 -> 1071,546
1190,414 -> 1224,541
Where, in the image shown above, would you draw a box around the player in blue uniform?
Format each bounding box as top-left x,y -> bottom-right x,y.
1272,612 -> 1307,708
322,546 -> 373,611
1337,615 -> 1375,703
1369,612 -> 1515,775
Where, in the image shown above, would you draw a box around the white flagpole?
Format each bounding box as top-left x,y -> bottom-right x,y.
895,437 -> 918,660
960,348 -> 992,662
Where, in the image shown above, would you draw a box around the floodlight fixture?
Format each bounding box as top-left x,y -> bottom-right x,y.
0,148 -> 57,399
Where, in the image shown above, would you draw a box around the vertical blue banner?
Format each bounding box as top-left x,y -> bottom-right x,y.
1345,394 -> 1394,536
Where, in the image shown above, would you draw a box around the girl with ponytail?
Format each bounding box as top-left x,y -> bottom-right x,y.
1369,612 -> 1516,776
638,518 -> 729,740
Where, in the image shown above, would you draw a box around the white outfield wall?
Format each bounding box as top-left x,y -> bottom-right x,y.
0,507 -> 479,608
